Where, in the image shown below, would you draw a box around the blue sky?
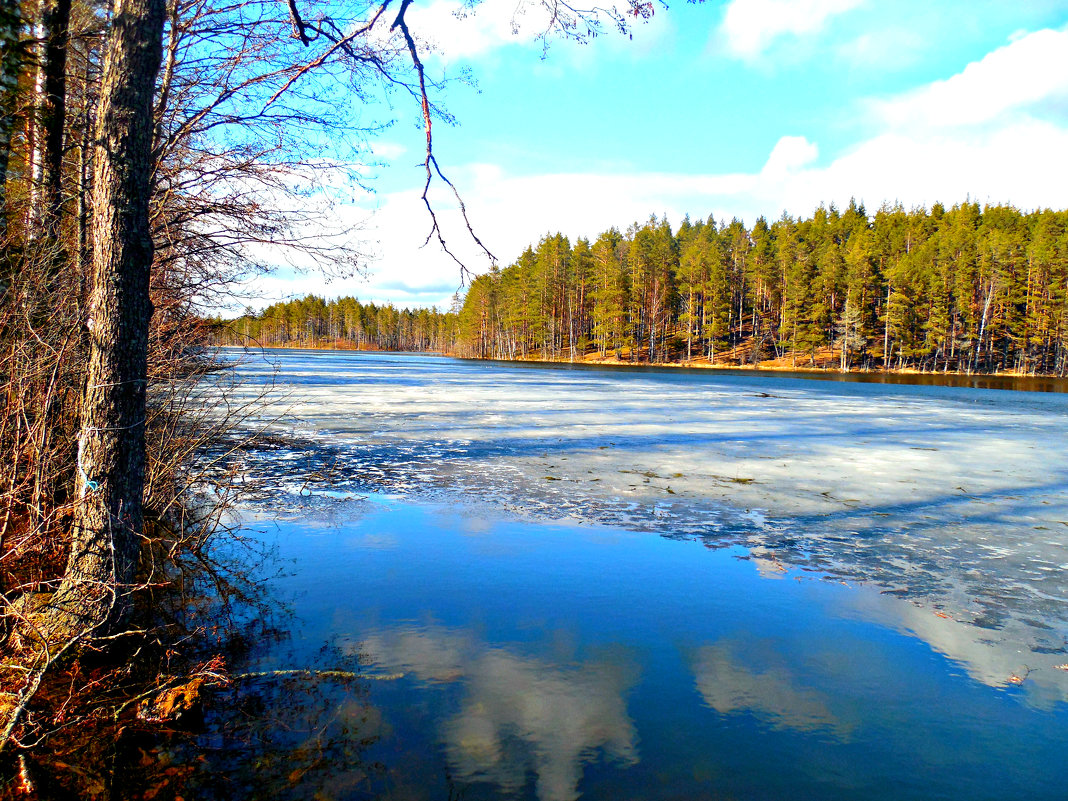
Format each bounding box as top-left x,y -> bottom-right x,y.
244,0 -> 1068,311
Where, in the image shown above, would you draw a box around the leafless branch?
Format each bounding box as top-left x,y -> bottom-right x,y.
391,0 -> 495,282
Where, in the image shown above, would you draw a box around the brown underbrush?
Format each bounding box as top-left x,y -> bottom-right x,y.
0,262 -> 269,797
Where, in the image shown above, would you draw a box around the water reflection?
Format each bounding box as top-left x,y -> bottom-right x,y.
362,624 -> 639,801
190,657 -> 383,800
689,640 -> 852,739
207,348 -> 1068,799
842,588 -> 1068,708
173,499 -> 1068,801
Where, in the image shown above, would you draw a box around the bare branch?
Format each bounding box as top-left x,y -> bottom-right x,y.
391,0 -> 495,280
286,0 -> 311,45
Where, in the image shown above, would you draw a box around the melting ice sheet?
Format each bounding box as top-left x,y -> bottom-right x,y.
210,349 -> 1068,709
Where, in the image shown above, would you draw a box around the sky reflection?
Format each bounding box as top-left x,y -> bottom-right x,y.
689,639 -> 853,739
362,624 -> 637,801
219,349 -> 1068,664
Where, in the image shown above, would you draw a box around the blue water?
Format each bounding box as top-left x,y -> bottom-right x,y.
217,499 -> 1067,801
202,350 -> 1068,800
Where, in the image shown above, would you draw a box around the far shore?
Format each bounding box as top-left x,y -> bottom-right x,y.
459,353 -> 1068,384
224,340 -> 1067,382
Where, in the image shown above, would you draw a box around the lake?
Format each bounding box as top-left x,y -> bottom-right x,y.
196,349 -> 1068,800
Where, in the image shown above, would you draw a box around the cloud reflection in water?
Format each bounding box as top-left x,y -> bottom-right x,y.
690,639 -> 854,740
361,625 -> 638,801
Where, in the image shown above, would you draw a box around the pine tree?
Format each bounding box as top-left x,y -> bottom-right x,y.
590,229 -> 626,358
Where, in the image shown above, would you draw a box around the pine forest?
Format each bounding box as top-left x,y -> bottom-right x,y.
456,201 -> 1068,374
222,200 -> 1068,376
214,296 -> 458,352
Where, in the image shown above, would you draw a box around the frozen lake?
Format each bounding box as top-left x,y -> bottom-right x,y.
197,349 -> 1068,799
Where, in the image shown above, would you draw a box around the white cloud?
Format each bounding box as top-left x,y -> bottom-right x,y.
368,141 -> 408,161
237,29 -> 1068,311
719,0 -> 865,60
776,120 -> 1068,213
835,28 -> 924,70
237,114 -> 1067,310
691,640 -> 852,738
843,587 -> 1068,707
407,0 -> 674,64
761,135 -> 819,175
362,625 -> 638,801
408,0 -> 547,60
872,26 -> 1068,129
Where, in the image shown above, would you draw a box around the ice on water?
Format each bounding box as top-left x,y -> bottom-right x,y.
215,349 -> 1068,705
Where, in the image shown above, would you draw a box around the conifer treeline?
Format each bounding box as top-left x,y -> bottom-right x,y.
213,295 -> 459,352
456,201 -> 1068,375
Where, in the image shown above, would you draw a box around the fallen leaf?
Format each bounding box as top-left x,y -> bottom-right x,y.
138,677 -> 207,723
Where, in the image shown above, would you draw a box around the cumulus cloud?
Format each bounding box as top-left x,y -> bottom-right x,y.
241,117 -> 1068,310
719,0 -> 865,60
842,588 -> 1068,709
368,141 -> 408,161
404,0 -> 675,65
871,26 -> 1068,129
247,119 -> 1065,311
365,119 -> 1068,287
835,28 -> 925,70
407,0 -> 549,60
762,135 -> 819,175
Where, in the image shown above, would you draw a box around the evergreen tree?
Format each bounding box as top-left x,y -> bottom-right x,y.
447,202 -> 1068,375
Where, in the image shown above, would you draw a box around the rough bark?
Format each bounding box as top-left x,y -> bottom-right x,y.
55,0 -> 166,631
26,20 -> 44,225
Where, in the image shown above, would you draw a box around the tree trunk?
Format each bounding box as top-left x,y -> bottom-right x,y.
38,0 -> 72,233
0,0 -> 21,245
76,58 -> 91,285
26,18 -> 45,226
883,281 -> 891,370
0,0 -> 165,749
57,0 -> 167,630
972,281 -> 995,374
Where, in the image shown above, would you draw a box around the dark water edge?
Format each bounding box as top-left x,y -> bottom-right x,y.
218,347 -> 1068,393
465,356 -> 1068,393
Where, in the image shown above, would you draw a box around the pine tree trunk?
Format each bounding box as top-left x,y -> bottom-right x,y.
39,0 -> 71,232
883,282 -> 891,370
76,57 -> 92,284
0,0 -> 21,244
57,0 -> 167,630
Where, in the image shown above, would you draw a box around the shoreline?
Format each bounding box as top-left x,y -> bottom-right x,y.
218,342 -> 1068,382
452,352 -> 1068,382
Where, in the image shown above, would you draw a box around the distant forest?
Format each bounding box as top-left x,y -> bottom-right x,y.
457,201 -> 1068,375
211,296 -> 458,352
215,201 -> 1068,375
